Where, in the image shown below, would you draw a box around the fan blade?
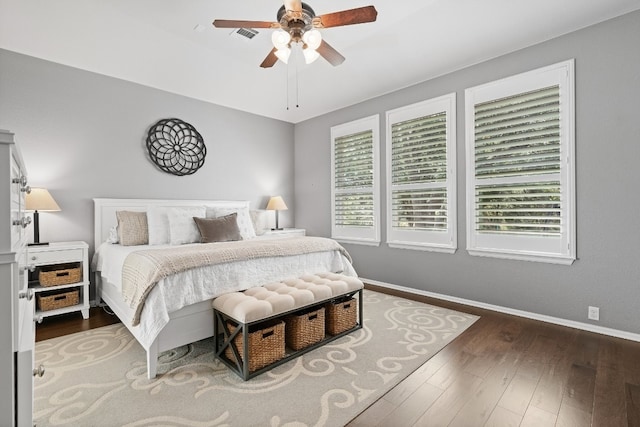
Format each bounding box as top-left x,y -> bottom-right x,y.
212,19 -> 280,29
316,40 -> 345,66
314,6 -> 378,28
284,0 -> 302,13
260,48 -> 279,68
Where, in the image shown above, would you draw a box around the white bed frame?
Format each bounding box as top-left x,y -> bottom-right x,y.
93,198 -> 251,379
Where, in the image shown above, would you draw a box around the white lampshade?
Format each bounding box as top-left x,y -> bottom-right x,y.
25,187 -> 60,245
272,30 -> 291,50
302,29 -> 322,50
303,47 -> 320,64
266,196 -> 288,211
274,47 -> 291,64
25,188 -> 61,212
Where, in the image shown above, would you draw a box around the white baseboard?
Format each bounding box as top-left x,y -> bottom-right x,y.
364,278 -> 640,343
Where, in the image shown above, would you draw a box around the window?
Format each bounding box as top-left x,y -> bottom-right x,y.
331,115 -> 380,245
386,94 -> 457,252
465,60 -> 575,264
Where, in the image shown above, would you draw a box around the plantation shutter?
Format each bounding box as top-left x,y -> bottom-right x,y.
386,94 -> 456,252
391,112 -> 448,231
334,130 -> 374,227
465,60 -> 575,264
331,115 -> 380,245
474,85 -> 561,236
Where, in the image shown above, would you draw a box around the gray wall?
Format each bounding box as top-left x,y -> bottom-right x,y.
0,49 -> 295,254
294,11 -> 640,334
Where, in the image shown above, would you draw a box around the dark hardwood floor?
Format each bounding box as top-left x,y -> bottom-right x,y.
35,306 -> 120,342
36,286 -> 640,426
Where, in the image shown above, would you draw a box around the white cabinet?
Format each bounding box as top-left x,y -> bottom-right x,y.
29,241 -> 90,320
0,129 -> 34,427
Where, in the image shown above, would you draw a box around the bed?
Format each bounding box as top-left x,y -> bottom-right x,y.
92,198 -> 357,379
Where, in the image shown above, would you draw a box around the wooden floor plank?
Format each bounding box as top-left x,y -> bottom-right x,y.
414,371 -> 483,426
520,406 -> 556,427
496,371 -> 539,416
591,338 -> 627,426
556,402 -> 591,427
382,345 -> 451,406
562,363 -> 596,414
529,329 -> 579,416
484,406 -> 521,427
377,381 -> 442,426
626,382 -> 640,427
35,306 -> 120,342
447,351 -> 521,427
347,397 -> 395,427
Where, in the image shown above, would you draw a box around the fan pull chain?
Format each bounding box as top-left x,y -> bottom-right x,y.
285,47 -> 301,110
295,55 -> 299,108
286,61 -> 290,110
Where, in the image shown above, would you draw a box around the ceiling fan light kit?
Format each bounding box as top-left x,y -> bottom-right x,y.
303,47 -> 320,64
212,1 -> 377,68
272,30 -> 291,49
302,29 -> 322,50
275,47 -> 291,64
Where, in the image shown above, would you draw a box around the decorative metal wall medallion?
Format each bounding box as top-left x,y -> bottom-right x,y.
146,118 -> 206,176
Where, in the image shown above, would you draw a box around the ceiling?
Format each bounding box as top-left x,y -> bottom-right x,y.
2,0 -> 640,124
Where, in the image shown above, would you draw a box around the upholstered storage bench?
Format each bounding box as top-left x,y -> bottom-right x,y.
213,273 -> 364,380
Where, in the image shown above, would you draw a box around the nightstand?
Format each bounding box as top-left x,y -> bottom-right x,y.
28,241 -> 90,320
262,228 -> 306,238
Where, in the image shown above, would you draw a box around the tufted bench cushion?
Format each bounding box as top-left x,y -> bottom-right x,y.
212,272 -> 364,323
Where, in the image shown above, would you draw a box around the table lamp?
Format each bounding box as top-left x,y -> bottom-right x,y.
266,196 -> 288,230
25,187 -> 61,246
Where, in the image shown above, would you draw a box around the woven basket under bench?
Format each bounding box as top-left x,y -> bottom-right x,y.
284,306 -> 325,350
224,319 -> 286,373
326,297 -> 358,335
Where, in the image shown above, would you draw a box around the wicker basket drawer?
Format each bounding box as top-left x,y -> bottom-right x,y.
225,319 -> 285,373
284,306 -> 325,351
37,289 -> 80,311
326,297 -> 358,335
39,263 -> 81,287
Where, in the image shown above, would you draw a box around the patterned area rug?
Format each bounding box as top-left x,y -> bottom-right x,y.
34,290 -> 478,426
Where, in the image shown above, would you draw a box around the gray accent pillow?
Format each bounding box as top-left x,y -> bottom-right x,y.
194,213 -> 242,243
116,211 -> 149,246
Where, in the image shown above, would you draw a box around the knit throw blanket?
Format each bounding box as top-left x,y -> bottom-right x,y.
121,236 -> 352,326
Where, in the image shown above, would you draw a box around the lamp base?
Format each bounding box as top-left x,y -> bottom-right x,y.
271,228 -> 284,231
28,242 -> 49,246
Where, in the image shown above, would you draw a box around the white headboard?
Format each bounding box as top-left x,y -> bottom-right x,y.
93,198 -> 251,246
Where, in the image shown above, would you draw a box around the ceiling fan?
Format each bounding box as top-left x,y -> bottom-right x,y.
212,0 -> 378,68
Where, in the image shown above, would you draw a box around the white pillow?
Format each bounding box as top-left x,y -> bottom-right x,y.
208,206 -> 256,240
147,206 -> 170,245
250,209 -> 271,236
168,206 -> 206,245
106,225 -> 119,244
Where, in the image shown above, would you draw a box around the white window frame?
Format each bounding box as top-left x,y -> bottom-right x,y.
330,115 -> 380,246
465,60 -> 576,264
386,93 -> 457,253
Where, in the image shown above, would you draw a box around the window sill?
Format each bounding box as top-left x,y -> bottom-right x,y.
388,242 -> 456,254
334,237 -> 380,247
467,248 -> 576,265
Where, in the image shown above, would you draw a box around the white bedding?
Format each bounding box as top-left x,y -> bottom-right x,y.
92,240 -> 357,349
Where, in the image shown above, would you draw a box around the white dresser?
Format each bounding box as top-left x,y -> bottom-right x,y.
0,130 -> 35,426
